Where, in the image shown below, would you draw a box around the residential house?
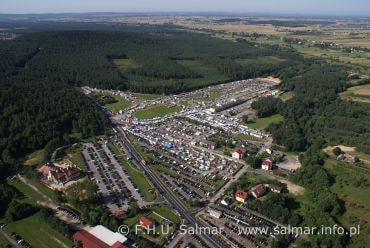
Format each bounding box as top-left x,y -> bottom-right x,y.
235,189 -> 248,203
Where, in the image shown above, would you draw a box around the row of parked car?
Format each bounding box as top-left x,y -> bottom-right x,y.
10,232 -> 32,248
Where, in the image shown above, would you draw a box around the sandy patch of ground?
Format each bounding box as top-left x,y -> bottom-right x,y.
279,179 -> 304,195
323,145 -> 355,154
277,154 -> 301,171
257,76 -> 281,84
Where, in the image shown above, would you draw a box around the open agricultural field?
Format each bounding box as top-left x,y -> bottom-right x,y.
292,45 -> 370,74
133,104 -> 182,119
340,84 -> 370,103
4,213 -> 73,248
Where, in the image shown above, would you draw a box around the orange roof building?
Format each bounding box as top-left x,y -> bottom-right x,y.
235,189 -> 248,203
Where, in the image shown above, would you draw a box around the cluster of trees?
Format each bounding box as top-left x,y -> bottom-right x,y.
4,200 -> 39,222
65,180 -> 118,229
251,96 -> 283,117
267,64 -> 370,153
39,208 -> 73,238
249,194 -> 301,226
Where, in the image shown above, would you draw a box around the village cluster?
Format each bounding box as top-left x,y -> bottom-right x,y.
33,78 -> 300,248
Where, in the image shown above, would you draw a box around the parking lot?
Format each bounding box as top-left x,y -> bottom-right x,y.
81,141 -> 149,212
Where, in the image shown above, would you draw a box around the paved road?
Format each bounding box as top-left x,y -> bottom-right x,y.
210,163 -> 250,203
113,125 -> 227,248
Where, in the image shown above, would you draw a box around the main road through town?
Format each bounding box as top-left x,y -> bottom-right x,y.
91,98 -> 227,248
113,123 -> 227,248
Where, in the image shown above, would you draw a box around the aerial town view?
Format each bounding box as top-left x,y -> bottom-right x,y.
0,1 -> 369,248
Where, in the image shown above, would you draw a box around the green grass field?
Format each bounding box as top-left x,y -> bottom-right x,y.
133,93 -> 162,100
324,159 -> 370,247
279,91 -> 295,101
247,114 -> 284,130
113,58 -> 140,72
340,84 -> 370,103
123,207 -> 179,246
4,213 -> 73,248
108,142 -> 157,201
22,148 -> 47,166
7,179 -> 44,205
133,104 -> 181,119
104,95 -> 132,113
0,232 -> 10,247
66,145 -> 85,170
152,205 -> 181,225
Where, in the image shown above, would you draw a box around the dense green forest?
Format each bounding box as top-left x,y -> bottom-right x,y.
0,29 -> 302,94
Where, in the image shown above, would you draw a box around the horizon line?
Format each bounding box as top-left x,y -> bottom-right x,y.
0,11 -> 369,18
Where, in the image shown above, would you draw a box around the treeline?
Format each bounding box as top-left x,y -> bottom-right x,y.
251,96 -> 283,117
65,180 -> 118,229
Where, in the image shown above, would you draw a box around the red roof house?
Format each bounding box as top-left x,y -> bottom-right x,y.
250,184 -> 267,198
46,164 -> 82,185
232,149 -> 244,159
139,216 -> 154,229
115,210 -> 126,218
235,189 -> 248,203
261,159 -> 273,170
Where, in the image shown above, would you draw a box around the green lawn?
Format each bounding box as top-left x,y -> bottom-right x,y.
108,142 -> 157,202
0,232 -> 10,247
133,93 -> 162,100
123,207 -> 179,246
247,114 -> 284,130
133,104 -> 181,119
324,159 -> 370,247
7,179 -> 44,205
113,58 -> 140,72
104,95 -> 132,113
4,213 -> 73,248
152,205 -> 181,225
279,91 -> 294,101
66,145 -> 85,170
22,148 -> 47,166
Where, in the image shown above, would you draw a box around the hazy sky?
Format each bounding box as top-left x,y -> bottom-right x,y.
1,0 -> 369,15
